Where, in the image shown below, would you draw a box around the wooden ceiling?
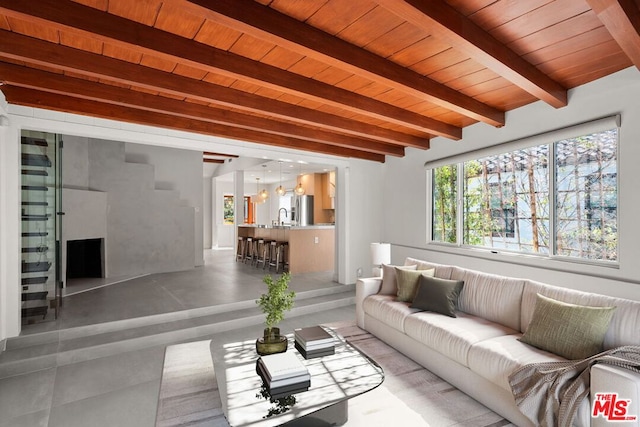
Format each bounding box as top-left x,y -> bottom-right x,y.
0,0 -> 638,163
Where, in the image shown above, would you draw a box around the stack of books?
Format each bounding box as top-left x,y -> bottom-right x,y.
256,351 -> 310,399
294,326 -> 335,359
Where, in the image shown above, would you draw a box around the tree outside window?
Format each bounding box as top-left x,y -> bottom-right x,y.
430,128 -> 618,263
224,195 -> 234,225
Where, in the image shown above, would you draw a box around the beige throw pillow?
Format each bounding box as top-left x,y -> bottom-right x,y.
519,293 -> 616,360
378,264 -> 417,295
395,268 -> 435,303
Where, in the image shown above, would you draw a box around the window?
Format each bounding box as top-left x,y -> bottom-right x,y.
223,195 -> 253,225
555,132 -> 618,261
429,124 -> 618,263
432,165 -> 457,244
223,195 -> 234,225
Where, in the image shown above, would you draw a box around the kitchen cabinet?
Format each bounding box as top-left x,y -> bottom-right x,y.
321,171 -> 335,209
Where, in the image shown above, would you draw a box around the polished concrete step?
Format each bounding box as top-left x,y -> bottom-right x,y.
0,285 -> 355,379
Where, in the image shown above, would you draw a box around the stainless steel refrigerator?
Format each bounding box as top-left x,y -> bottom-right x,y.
292,195 -> 314,226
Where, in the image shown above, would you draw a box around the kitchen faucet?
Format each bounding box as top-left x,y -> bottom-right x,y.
278,208 -> 288,225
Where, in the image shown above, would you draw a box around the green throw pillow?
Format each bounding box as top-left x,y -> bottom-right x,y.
410,276 -> 464,318
395,268 -> 434,302
519,294 -> 616,360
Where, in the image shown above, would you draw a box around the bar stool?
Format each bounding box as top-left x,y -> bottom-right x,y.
244,237 -> 254,264
255,238 -> 270,268
277,242 -> 289,273
267,241 -> 279,272
235,236 -> 246,262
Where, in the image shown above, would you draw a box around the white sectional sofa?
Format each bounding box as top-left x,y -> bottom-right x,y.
355,257 -> 640,427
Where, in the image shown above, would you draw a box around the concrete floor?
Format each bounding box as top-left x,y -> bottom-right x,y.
24,248 -> 343,333
1,249 -> 355,427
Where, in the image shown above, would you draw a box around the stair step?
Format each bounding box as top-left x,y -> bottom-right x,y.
0,286 -> 354,379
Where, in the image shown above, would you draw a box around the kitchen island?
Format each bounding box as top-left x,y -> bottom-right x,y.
237,225 -> 335,274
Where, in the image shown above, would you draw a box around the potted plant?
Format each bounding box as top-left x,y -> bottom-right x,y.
256,272 -> 295,355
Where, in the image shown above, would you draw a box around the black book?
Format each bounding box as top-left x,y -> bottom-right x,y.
295,341 -> 335,359
257,362 -> 310,398
295,337 -> 334,351
294,326 -> 333,346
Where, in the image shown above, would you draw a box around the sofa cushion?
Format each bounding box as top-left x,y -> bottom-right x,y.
468,334 -> 566,391
519,293 -> 615,360
362,294 -> 418,332
404,311 -> 518,367
379,264 -> 417,295
522,280 -> 640,350
410,276 -> 464,318
395,268 -> 435,302
451,267 -> 525,331
404,257 -> 454,280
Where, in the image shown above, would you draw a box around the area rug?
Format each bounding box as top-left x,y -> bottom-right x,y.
155,322 -> 513,427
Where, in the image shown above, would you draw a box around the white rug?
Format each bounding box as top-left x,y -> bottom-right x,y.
155,322 -> 513,427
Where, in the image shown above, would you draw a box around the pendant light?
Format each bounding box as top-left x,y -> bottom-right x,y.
294,163 -> 305,195
254,177 -> 264,204
258,165 -> 269,201
275,161 -> 286,196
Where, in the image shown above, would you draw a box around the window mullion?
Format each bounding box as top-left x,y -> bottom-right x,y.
549,143 -> 557,257
457,162 -> 464,247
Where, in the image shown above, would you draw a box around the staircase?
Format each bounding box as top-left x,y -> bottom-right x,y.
0,285 -> 355,379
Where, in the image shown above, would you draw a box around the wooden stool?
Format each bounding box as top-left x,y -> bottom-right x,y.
255,239 -> 270,268
267,241 -> 279,272
244,237 -> 254,264
277,242 -> 289,273
235,236 -> 246,262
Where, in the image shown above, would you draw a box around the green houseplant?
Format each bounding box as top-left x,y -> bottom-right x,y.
256,272 -> 295,355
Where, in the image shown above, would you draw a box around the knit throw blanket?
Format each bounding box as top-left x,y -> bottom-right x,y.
508,345 -> 640,427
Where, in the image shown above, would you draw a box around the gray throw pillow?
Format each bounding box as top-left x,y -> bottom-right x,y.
395,268 -> 434,302
378,264 -> 417,295
519,293 -> 616,360
410,276 -> 464,318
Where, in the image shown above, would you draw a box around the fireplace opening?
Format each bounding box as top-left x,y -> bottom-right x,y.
66,238 -> 104,279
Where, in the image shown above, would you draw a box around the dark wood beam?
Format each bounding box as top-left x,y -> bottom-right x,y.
203,158 -> 225,164
176,0 -> 504,127
586,0 -> 640,69
203,152 -> 239,158
0,30 -> 427,149
2,86 -> 386,162
374,0 -> 568,108
0,62 -> 405,157
0,0 -> 461,139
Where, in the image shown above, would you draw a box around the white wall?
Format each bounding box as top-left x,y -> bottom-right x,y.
125,143 -> 204,267
383,67 -> 640,301
203,177 -> 212,249
213,179 -> 235,248
338,160 -> 385,283
0,92 -> 21,340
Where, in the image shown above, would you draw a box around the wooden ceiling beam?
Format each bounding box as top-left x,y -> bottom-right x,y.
2,86 -> 386,162
0,0 -> 461,139
203,152 -> 239,158
175,0 -> 504,127
0,62 -> 405,157
374,0 -> 568,108
0,30 -> 427,149
586,0 -> 640,69
203,158 -> 225,164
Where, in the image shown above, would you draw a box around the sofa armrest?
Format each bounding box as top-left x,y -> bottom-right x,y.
591,364 -> 640,427
356,277 -> 382,329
